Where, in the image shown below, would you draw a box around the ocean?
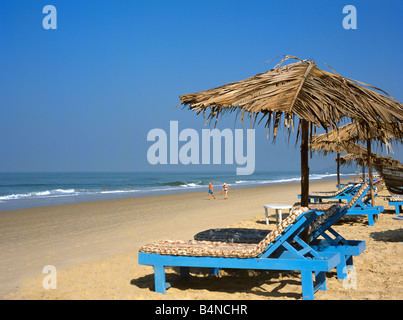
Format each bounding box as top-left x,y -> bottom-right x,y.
0,170 -> 357,211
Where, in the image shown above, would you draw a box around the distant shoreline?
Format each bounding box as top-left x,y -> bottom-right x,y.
0,172 -> 358,211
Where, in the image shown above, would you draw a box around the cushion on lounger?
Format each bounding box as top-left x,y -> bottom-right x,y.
389,195 -> 403,202
346,183 -> 368,209
194,228 -> 270,243
293,203 -> 339,213
307,204 -> 341,234
306,203 -> 339,211
139,207 -> 310,258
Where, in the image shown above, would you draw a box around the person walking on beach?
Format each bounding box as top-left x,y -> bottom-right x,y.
208,182 -> 216,200
221,183 -> 229,199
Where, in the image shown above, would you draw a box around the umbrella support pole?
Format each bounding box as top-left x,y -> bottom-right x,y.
301,120 -> 310,207
367,138 -> 375,207
300,120 -> 310,242
337,153 -> 341,189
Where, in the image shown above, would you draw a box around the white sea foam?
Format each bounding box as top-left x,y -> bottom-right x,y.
0,189 -> 77,201
232,172 -> 351,187
53,189 -> 75,194
99,189 -> 138,194
180,183 -> 199,188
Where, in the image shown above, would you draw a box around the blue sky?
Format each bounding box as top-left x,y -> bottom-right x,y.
0,0 -> 402,173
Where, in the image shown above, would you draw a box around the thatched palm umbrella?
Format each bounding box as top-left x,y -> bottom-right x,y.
338,144 -> 402,187
178,56 -> 403,207
339,148 -> 402,168
311,122 -> 403,204
310,122 -> 402,155
339,145 -> 403,196
310,134 -> 362,189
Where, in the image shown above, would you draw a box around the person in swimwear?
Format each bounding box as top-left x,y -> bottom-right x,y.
221,182 -> 229,199
208,182 -> 216,200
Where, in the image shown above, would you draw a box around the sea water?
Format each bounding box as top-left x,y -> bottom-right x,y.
0,171 -> 356,211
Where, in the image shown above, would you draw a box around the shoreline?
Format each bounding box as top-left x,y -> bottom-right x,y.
0,173 -> 357,212
1,178 -> 401,300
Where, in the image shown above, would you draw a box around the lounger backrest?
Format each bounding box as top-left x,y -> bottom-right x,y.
390,195 -> 403,202
306,183 -> 368,243
253,206 -> 310,256
346,183 -> 368,209
307,204 -> 341,235
315,183 -> 367,227
337,184 -> 353,194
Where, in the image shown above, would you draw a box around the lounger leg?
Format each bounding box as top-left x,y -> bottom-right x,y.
154,264 -> 168,294
337,255 -> 355,281
394,205 -> 400,215
209,268 -> 219,276
346,256 -> 354,273
368,214 -> 374,226
180,267 -> 190,280
315,271 -> 327,291
336,255 -> 348,280
300,270 -> 314,300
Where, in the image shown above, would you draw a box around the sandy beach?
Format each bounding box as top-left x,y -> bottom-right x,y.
1,178 -> 402,300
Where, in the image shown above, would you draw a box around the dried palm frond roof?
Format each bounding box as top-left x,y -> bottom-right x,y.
311,138 -> 366,156
179,56 -> 403,138
333,141 -> 402,167
310,122 -> 403,154
338,150 -> 403,168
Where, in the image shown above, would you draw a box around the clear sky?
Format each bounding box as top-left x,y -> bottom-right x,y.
0,0 -> 402,173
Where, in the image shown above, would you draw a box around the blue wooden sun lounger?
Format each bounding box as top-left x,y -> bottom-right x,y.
194,185 -> 374,280
305,183 -> 383,226
195,203 -> 366,282
303,183 -> 383,226
307,205 -> 366,280
298,184 -> 360,204
343,183 -> 383,226
138,208 -> 341,300
388,195 -> 403,215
